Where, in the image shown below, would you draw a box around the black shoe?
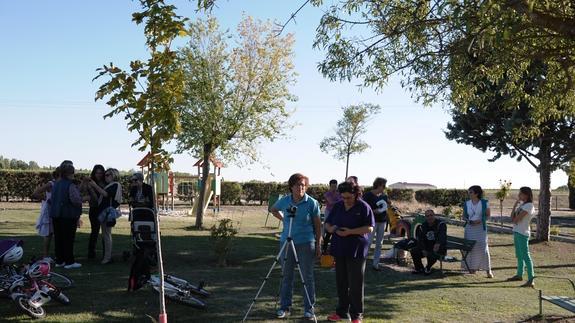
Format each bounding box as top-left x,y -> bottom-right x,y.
424,268 -> 433,276
411,269 -> 424,275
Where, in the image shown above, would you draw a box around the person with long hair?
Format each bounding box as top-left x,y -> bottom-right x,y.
462,185 -> 494,277
270,173 -> 321,320
32,167 -> 60,260
325,181 -> 374,323
507,186 -> 536,287
86,164 -> 106,259
89,168 -> 122,264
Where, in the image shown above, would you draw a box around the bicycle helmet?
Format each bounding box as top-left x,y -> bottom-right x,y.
2,245 -> 23,264
28,261 -> 50,279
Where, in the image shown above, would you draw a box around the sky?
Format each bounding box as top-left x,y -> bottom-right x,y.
0,0 -> 569,189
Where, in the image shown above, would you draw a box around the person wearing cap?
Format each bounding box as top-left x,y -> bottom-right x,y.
129,172 -> 154,209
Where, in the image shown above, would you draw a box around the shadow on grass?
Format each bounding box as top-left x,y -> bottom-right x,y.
0,230 -> 287,322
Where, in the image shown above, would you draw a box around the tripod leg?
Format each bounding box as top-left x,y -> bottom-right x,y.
242,241 -> 288,322
275,237 -> 293,309
288,240 -> 317,323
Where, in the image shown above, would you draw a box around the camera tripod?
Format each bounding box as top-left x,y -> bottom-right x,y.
242,207 -> 317,322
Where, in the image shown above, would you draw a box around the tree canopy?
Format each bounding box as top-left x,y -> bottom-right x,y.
94,0 -> 188,169
175,16 -> 297,227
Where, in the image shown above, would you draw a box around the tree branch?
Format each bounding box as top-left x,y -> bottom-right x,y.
275,0 -> 311,36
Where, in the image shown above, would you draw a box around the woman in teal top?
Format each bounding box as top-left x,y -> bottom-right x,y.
271,173 -> 321,320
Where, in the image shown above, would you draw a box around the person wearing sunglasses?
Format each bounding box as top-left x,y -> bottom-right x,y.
129,172 -> 154,209
410,209 -> 447,275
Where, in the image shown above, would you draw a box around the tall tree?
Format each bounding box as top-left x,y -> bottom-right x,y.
319,103 -> 381,178
93,1 -> 188,321
445,60 -> 575,240
94,0 -> 187,168
568,160 -> 575,210
176,16 -> 296,229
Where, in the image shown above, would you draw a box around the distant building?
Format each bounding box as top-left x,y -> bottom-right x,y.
389,182 -> 437,190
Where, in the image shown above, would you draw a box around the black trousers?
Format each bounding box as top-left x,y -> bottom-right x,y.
322,232 -> 332,253
88,206 -> 101,257
334,256 -> 366,320
53,217 -> 78,265
410,246 -> 439,272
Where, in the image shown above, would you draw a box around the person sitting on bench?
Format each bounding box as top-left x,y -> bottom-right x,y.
411,210 -> 447,275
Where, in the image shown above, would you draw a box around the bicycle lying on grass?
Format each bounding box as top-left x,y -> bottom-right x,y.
1,240 -> 74,319
148,274 -> 209,310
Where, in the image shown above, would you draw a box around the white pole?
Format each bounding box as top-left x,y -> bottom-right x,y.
150,143 -> 168,323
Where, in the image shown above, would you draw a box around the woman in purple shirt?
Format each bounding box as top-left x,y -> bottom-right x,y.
324,181 -> 374,323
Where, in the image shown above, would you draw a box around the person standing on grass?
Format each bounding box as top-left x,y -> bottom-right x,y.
50,162 -> 83,269
322,179 -> 341,254
507,186 -> 536,288
271,173 -> 321,320
32,167 -> 60,261
363,177 -> 389,271
324,181 -> 374,323
462,185 -> 494,278
88,168 -> 122,265
86,164 -> 106,259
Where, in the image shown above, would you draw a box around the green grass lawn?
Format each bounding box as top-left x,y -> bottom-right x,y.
1,204 -> 574,322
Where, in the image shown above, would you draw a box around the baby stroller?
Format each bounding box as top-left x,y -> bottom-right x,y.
128,207 -> 158,291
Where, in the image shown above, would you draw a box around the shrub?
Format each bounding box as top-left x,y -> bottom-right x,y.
210,218 -> 238,267
306,184 -> 329,206
242,181 -> 285,205
221,181 -> 242,205
415,189 -> 467,206
387,189 -> 413,202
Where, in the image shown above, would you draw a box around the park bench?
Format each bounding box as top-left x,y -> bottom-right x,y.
537,276 -> 575,316
441,235 -> 476,274
394,235 -> 476,274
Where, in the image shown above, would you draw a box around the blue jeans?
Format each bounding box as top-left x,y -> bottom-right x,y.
279,241 -> 316,313
368,221 -> 386,267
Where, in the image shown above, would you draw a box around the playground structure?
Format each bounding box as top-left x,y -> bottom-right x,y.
136,154 -> 222,214
188,157 -> 222,216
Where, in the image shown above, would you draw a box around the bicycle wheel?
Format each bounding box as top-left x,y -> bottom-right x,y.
164,275 -> 210,298
165,289 -> 207,309
151,283 -> 206,309
46,272 -> 74,289
15,295 -> 46,319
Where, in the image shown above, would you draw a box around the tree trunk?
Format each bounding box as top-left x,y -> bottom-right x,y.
195,144 -> 212,229
569,174 -> 575,210
500,200 -> 504,227
345,153 -> 350,179
536,142 -> 552,241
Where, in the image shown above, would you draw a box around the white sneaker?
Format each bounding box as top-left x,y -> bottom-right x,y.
55,262 -> 65,268
64,263 -> 82,269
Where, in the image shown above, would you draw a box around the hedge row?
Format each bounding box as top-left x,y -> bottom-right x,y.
414,189 -> 468,206
1,170 -> 423,206
0,170 -> 134,202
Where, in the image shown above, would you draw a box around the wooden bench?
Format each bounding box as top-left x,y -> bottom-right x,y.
537,276 -> 575,316
394,234 -> 476,274
441,235 -> 476,274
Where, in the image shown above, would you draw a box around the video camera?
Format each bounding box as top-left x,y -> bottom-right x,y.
286,205 -> 297,217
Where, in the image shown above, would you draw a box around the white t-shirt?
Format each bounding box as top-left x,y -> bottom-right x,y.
466,200 -> 487,221
513,202 -> 535,236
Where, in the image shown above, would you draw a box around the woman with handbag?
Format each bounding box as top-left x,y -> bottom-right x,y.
89,168 -> 122,264
86,164 -> 106,259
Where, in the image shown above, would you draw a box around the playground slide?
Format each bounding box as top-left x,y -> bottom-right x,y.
189,178 -> 213,216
